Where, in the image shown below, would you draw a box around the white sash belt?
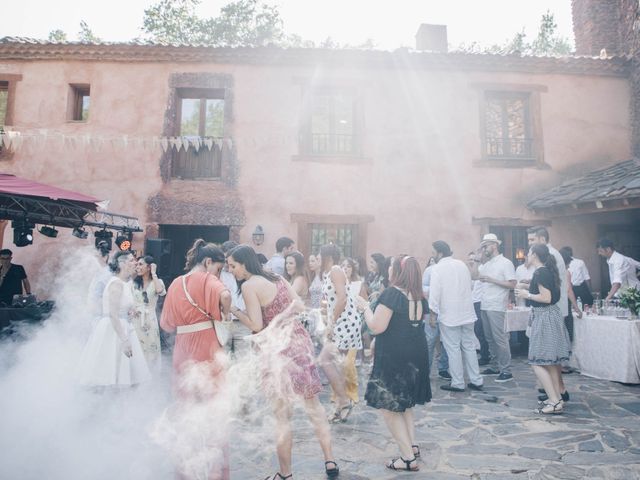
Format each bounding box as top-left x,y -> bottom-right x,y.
176,320 -> 213,334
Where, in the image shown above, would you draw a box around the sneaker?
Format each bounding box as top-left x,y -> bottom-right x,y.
440,384 -> 465,392
467,382 -> 484,391
495,372 -> 513,383
481,368 -> 500,376
438,370 -> 452,380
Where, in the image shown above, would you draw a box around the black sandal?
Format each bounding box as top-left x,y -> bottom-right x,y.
328,401 -> 353,424
325,460 -> 339,478
386,456 -> 419,471
264,474 -> 292,480
412,444 -> 421,458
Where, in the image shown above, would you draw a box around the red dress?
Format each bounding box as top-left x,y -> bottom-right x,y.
160,271 -> 229,480
257,279 -> 322,399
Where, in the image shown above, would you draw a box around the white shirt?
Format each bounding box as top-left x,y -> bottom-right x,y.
429,257 -> 477,327
548,244 -> 568,317
515,264 -> 536,283
471,280 -> 484,304
568,258 -> 590,286
607,251 -> 640,293
422,265 -> 434,298
265,254 -> 285,276
478,254 -> 516,312
220,269 -> 245,311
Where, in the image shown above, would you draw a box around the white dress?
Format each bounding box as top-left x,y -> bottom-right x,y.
131,279 -> 166,372
323,271 -> 363,350
78,277 -> 151,386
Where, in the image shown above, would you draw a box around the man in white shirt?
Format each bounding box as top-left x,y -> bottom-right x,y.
430,241 -> 483,392
472,233 -> 516,383
515,255 -> 536,307
264,237 -> 295,276
597,238 -> 640,300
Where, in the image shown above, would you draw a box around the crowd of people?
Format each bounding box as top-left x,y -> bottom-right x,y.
75,228 -> 640,479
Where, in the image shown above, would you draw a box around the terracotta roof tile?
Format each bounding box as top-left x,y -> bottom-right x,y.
0,37 -> 630,76
527,159 -> 640,209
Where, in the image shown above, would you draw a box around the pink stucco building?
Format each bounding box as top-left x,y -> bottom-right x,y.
0,4 -> 638,296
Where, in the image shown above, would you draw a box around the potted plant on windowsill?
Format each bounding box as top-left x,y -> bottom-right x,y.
619,287 -> 640,319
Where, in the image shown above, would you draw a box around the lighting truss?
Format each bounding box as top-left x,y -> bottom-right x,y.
0,193 -> 142,233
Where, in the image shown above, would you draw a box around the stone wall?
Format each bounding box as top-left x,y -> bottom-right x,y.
572,0 -> 623,55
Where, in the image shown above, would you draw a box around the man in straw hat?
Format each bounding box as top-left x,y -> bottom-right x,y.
471,233 -> 516,383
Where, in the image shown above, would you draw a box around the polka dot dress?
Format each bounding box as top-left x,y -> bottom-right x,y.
322,271 -> 363,350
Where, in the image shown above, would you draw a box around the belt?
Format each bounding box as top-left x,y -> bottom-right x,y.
176,320 -> 213,334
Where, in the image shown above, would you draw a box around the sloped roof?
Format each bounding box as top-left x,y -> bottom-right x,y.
0,37 -> 630,77
527,159 -> 640,210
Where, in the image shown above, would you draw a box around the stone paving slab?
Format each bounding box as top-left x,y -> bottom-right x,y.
230,357 -> 640,479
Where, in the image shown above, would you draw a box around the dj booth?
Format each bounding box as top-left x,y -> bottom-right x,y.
0,300 -> 54,337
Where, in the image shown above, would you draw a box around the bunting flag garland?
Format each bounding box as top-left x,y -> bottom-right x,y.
0,129 -> 256,154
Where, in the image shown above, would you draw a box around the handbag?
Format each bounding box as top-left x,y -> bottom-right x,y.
181,274 -> 231,347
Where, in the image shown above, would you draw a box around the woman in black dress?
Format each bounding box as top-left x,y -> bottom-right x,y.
356,255 -> 431,473
515,244 -> 571,414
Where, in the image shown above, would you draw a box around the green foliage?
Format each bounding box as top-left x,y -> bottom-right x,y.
142,0 -> 285,47
455,11 -> 572,56
619,287 -> 640,315
48,29 -> 68,42
78,20 -> 101,43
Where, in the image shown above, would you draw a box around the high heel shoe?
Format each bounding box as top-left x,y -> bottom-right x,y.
325,460 -> 339,478
386,456 -> 419,471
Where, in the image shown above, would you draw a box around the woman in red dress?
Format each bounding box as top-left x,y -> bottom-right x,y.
227,245 -> 340,480
160,239 -> 232,480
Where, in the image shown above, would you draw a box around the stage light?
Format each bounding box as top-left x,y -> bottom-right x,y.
115,230 -> 133,251
94,229 -> 113,250
12,220 -> 35,247
38,226 -> 59,238
72,226 -> 88,239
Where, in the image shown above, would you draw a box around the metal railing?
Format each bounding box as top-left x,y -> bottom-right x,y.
310,133 -> 356,155
485,137 -> 534,159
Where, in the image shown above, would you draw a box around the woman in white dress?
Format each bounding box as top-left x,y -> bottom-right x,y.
318,244 -> 362,423
131,255 -> 166,372
78,250 -> 151,387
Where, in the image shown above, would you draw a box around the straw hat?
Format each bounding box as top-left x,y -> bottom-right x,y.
480,233 -> 502,247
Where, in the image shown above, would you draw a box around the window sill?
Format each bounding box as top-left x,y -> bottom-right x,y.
473,157 -> 549,169
66,120 -> 88,124
292,154 -> 372,165
170,176 -> 223,182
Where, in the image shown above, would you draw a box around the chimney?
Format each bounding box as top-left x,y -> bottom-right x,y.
415,24 -> 448,53
571,0 -> 622,56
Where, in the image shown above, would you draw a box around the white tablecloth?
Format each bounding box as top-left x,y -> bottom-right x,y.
570,315 -> 640,384
504,308 -> 530,333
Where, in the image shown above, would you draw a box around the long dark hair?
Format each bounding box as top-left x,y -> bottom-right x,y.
133,255 -> 154,290
184,239 -> 225,271
229,244 -> 279,291
530,244 -> 560,289
390,255 -> 423,301
284,251 -> 306,282
370,252 -> 390,287
320,244 -> 341,274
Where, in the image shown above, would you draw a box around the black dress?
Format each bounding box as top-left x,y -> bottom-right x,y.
365,287 -> 431,412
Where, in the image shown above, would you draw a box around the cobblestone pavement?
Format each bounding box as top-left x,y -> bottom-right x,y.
230,356 -> 640,480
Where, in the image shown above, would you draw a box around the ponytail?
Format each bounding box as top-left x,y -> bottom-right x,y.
184,238 -> 225,272
530,243 -> 560,289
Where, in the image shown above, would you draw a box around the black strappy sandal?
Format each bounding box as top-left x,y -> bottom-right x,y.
386,456 -> 419,471
264,473 -> 292,480
325,460 -> 340,478
412,444 -> 421,458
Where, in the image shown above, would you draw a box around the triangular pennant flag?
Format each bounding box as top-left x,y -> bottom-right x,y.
160,137 -> 169,153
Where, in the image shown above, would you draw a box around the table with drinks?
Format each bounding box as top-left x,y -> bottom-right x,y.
570,301 -> 640,384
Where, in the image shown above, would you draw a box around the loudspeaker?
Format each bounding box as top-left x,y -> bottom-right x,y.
145,238 -> 172,277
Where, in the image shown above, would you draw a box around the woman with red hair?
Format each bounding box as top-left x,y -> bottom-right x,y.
357,255 -> 431,473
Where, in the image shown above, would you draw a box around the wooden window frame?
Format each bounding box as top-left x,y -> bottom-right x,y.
472,82 -> 547,169
291,213 -> 374,259
0,74 -> 23,127
294,81 -> 369,164
172,87 -> 226,180
68,84 -> 91,122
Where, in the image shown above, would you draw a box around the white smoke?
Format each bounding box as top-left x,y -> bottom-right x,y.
0,247 -> 334,480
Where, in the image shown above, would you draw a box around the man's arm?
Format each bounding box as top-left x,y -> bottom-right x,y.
22,278 -> 31,295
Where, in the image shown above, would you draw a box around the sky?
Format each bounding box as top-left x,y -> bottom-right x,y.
2,0 -> 575,50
